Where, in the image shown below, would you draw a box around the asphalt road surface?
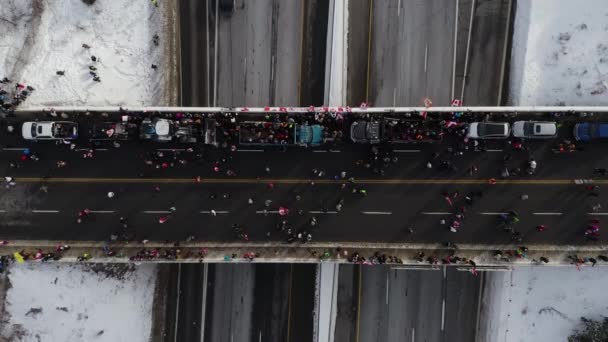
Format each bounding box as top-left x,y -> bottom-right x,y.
334,265 -> 481,342
368,0 -> 457,107
214,0 -> 304,107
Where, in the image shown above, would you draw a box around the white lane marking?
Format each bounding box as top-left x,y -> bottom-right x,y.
441,299 -> 446,331
313,150 -> 327,153
443,265 -> 447,279
156,148 -> 185,152
386,272 -> 389,305
313,150 -> 341,153
271,55 -> 275,81
255,210 -> 279,214
424,44 -> 428,73
76,148 -> 108,151
451,0 -> 459,100
309,210 -> 338,214
32,210 -> 59,213
201,263 -> 208,342
394,149 -> 421,153
237,149 -> 264,152
259,330 -> 262,342
589,213 -> 608,215
397,0 -> 401,16
0,210 -> 6,213
2,147 -> 27,151
329,150 -> 341,153
200,210 -> 229,214
479,212 -> 507,215
143,210 -> 171,214
533,212 -> 562,216
89,210 -> 115,214
173,263 -> 181,342
421,212 -> 451,215
486,149 -> 504,152
411,328 -> 415,342
362,211 -> 392,215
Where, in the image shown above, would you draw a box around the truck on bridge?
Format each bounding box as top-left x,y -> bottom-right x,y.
238,121 -> 325,147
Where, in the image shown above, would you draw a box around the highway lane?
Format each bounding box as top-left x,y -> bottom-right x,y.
175,264 -> 207,342
180,0 -> 210,106
215,0 -> 303,107
342,265 -> 480,342
458,0 -> 512,105
1,180 -> 604,245
369,0 -> 457,106
205,263 -> 255,342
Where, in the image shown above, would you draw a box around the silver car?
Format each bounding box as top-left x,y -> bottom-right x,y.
512,121 -> 557,138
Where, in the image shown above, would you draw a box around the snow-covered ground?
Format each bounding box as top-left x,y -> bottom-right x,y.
0,0 -> 168,107
509,0 -> 608,106
480,266 -> 608,342
0,263 -> 157,342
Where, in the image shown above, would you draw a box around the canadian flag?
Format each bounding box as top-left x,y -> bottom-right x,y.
264,106 -> 271,112
279,107 -> 288,112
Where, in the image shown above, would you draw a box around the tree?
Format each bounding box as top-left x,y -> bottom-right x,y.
568,317 -> 608,342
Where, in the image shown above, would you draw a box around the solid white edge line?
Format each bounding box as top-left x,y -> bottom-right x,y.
31,210 -> 59,213
362,211 -> 392,215
441,299 -> 446,331
533,213 -> 562,215
173,263 -> 181,342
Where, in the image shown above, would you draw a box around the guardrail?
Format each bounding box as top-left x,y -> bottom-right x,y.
15,106 -> 608,113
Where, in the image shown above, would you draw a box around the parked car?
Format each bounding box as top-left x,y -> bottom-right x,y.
512,121 -> 557,138
466,122 -> 510,139
22,121 -> 78,140
574,122 -> 608,141
350,120 -> 382,144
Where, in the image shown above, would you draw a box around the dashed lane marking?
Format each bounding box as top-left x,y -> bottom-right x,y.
156,148 -> 185,152
89,210 -> 115,214
421,212 -> 451,215
362,211 -> 392,215
143,210 -> 172,214
533,212 -> 563,215
309,210 -> 338,214
255,210 -> 279,214
312,150 -> 341,153
237,149 -> 264,152
486,149 -> 504,152
2,148 -> 27,151
32,210 -> 60,213
394,150 -> 421,153
200,210 -> 229,214
588,213 -> 608,215
479,212 -> 508,215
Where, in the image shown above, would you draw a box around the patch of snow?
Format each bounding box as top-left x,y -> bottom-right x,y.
509,0 -> 608,105
0,0 -> 165,107
481,266 -> 608,342
0,263 -> 156,342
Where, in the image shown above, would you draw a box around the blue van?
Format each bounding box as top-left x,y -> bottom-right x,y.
574,122 -> 608,141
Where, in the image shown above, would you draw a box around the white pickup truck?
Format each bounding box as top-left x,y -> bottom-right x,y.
22,121 -> 78,140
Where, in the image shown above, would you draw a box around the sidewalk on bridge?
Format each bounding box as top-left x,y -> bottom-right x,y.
0,241 -> 606,268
